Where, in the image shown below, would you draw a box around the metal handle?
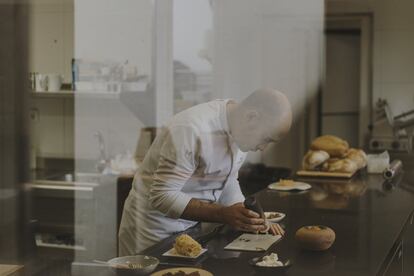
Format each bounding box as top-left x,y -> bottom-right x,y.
383,159 -> 403,180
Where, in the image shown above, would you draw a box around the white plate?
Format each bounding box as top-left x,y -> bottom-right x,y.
264,212 -> 286,222
162,247 -> 207,259
151,267 -> 213,276
268,181 -> 311,191
224,233 -> 281,252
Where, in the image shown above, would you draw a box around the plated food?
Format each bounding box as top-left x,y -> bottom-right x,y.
174,234 -> 202,257
249,253 -> 292,274
162,234 -> 207,259
268,180 -> 311,191
278,179 -> 295,187
151,267 -> 212,276
162,270 -> 200,276
256,253 -> 283,267
264,212 -> 286,222
300,135 -> 367,177
107,255 -> 159,275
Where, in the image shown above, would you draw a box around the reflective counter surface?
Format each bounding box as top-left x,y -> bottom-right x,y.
141,171 -> 414,276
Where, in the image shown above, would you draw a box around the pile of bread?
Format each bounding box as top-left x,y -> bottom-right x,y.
302,135 -> 367,173
174,234 -> 202,257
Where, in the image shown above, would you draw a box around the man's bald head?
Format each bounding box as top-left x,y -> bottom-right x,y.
227,88 -> 292,152
239,88 -> 292,135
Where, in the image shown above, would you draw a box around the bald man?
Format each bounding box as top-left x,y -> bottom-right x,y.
118,89 -> 292,256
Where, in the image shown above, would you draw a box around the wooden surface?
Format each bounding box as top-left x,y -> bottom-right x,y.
296,170 -> 356,178
0,264 -> 23,276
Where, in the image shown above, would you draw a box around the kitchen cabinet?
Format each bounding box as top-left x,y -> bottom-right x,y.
30,97 -> 74,159
28,0 -> 74,83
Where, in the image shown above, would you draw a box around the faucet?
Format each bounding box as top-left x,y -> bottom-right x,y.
94,131 -> 107,173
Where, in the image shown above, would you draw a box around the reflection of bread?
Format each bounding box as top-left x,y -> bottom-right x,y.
310,135 -> 349,158
321,158 -> 358,173
302,150 -> 330,170
174,234 -> 202,257
345,148 -> 367,169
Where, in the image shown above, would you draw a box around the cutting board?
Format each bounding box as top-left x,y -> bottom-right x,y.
224,233 -> 281,251
296,170 -> 356,178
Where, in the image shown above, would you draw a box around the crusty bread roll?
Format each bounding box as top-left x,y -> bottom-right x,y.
302,150 -> 330,170
295,225 -> 336,251
174,234 -> 202,257
321,158 -> 358,173
345,148 -> 367,169
310,135 -> 349,158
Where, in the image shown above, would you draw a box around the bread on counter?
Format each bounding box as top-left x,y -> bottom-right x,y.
174,234 -> 202,257
321,158 -> 358,173
345,148 -> 367,169
301,135 -> 367,174
302,150 -> 330,170
310,135 -> 349,158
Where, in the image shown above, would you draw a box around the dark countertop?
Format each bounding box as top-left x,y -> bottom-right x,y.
142,171 -> 414,276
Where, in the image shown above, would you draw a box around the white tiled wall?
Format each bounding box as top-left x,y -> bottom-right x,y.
374,0 -> 414,114
328,0 -> 414,116
213,0 -> 324,169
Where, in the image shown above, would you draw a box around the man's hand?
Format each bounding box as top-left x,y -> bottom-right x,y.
221,203 -> 267,232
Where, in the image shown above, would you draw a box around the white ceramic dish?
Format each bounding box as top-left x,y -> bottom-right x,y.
264,212 -> 286,222
151,267 -> 213,276
268,181 -> 311,191
161,248 -> 207,259
107,255 -> 159,276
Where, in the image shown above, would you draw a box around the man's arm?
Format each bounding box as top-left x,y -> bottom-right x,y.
181,199 -> 267,232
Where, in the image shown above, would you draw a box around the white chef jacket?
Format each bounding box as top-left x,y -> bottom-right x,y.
118,99 -> 247,255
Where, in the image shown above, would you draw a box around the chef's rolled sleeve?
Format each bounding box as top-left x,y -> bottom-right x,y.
148,125 -> 199,219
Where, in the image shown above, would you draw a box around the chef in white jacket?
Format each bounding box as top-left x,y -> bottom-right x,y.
119,88 -> 292,255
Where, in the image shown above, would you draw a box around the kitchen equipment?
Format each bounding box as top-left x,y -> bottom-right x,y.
224,233 -> 281,252
46,73 -> 63,91
244,196 -> 265,219
295,225 -> 335,251
367,151 -> 390,173
249,256 -> 292,275
370,99 -> 414,152
151,267 -> 213,276
383,159 -> 403,180
35,74 -> 48,92
264,212 -> 286,223
296,170 -> 356,178
107,255 -> 159,276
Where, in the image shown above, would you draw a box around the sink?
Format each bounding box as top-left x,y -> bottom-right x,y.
45,172 -> 102,184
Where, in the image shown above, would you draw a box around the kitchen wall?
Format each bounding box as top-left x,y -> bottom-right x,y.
28,0 -> 74,83
74,0 -> 152,161
28,0 -> 74,161
73,0 -> 153,260
212,0 -> 324,169
327,0 -> 414,116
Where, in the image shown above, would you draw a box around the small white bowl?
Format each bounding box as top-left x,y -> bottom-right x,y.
264,212 -> 286,222
107,255 -> 159,276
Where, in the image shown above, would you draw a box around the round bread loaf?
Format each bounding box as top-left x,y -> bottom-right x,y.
321,158 -> 358,173
310,135 -> 349,158
345,148 -> 367,169
295,225 -> 336,251
302,150 -> 330,170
